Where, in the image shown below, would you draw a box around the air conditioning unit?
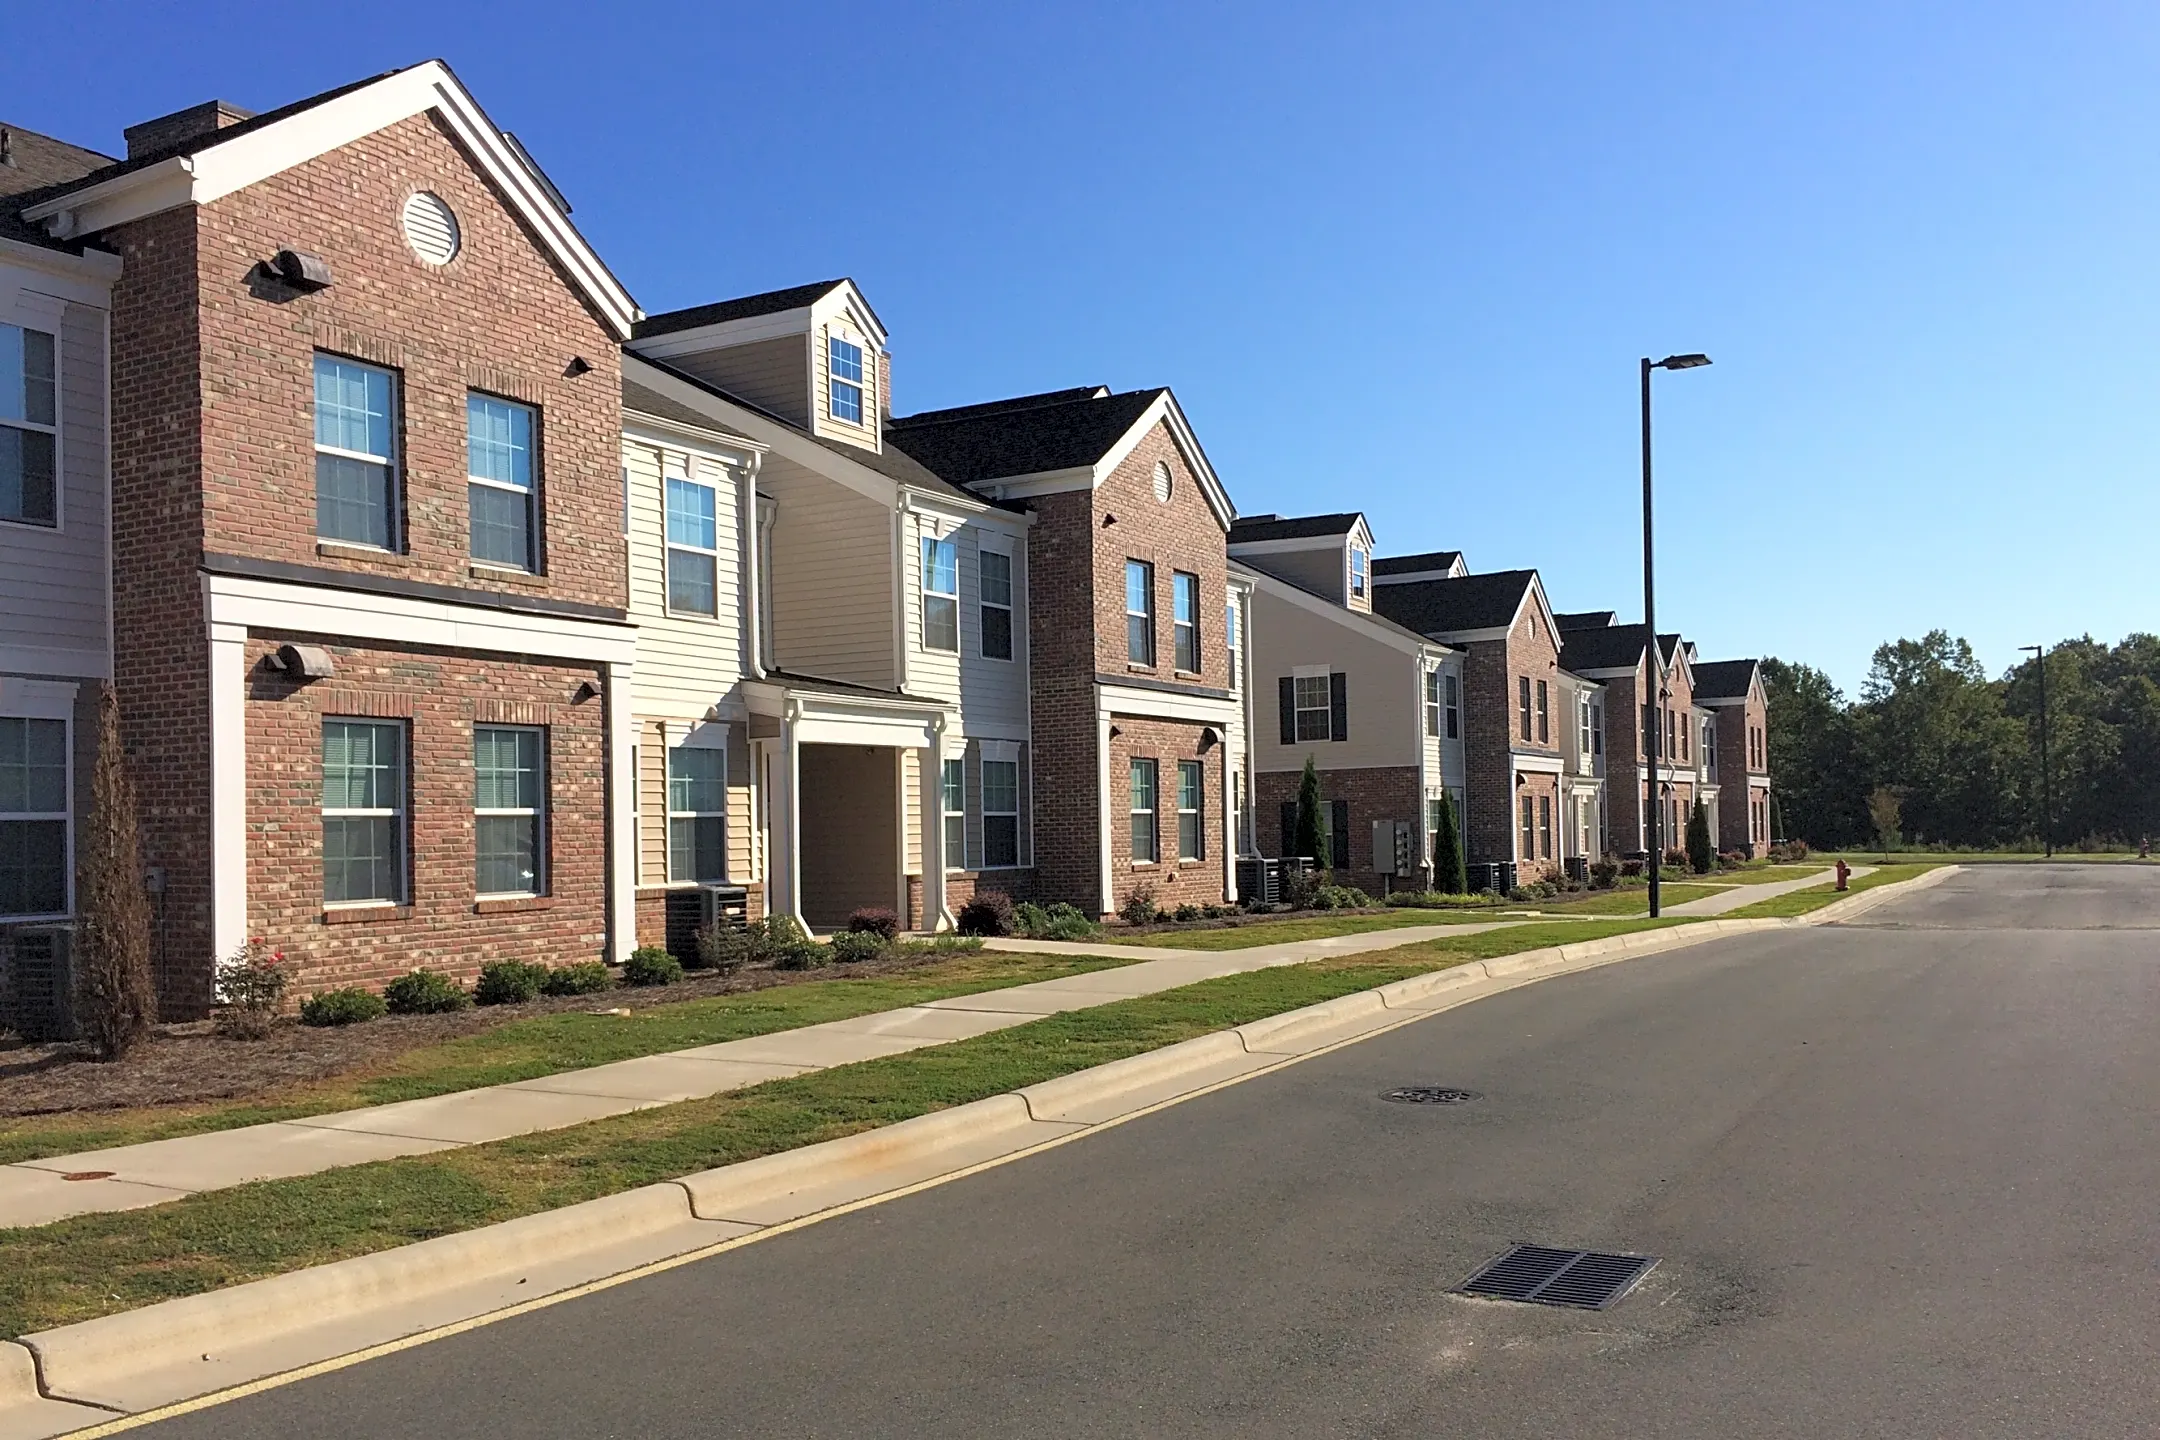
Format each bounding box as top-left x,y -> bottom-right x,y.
699,883 -> 749,932
663,883 -> 749,962
5,925 -> 76,1042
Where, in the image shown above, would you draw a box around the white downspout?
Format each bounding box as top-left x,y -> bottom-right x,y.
1413,652 -> 1430,890
738,453 -> 766,681
892,498 -> 912,694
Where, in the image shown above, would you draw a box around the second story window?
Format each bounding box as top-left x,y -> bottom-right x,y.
314,354 -> 398,549
468,394 -> 538,572
1425,670 -> 1440,736
1536,679 -> 1550,743
922,536 -> 959,651
1126,560 -> 1154,665
1293,675 -> 1333,743
979,550 -> 1013,660
0,323 -> 57,528
665,473 -> 719,616
1225,600 -> 1240,688
1445,673 -> 1460,739
1172,572 -> 1200,673
828,335 -> 864,424
1703,717 -> 1717,768
1518,676 -> 1533,741
1349,547 -> 1367,600
1579,694 -> 1595,756
1592,701 -> 1604,755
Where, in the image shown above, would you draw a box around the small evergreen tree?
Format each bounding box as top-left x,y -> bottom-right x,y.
75,684 -> 155,1059
1432,791 -> 1467,894
1293,755 -> 1325,863
1686,799 -> 1714,874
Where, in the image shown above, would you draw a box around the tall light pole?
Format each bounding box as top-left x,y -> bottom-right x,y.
2020,643 -> 2052,857
1642,352 -> 1711,918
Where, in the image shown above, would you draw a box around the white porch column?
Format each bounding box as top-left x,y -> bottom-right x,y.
782,700 -> 806,930
208,621 -> 249,963
605,660 -> 636,962
1221,747 -> 1238,903
922,720 -> 950,932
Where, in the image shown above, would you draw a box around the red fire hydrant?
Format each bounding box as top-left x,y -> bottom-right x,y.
1834,859 -> 1851,892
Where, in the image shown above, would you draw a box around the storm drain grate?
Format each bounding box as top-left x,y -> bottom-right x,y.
1458,1245 -> 1659,1310
1381,1086 -> 1482,1105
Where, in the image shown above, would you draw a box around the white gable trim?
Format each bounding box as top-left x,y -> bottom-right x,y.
1094,391 -> 1234,531
25,62 -> 639,338
812,282 -> 888,350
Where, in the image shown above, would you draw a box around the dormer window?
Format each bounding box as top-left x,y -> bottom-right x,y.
1349,547 -> 1367,600
829,335 -> 865,424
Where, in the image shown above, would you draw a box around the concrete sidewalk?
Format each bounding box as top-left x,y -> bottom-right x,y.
1663,865 -> 1873,916
0,921 -> 1515,1231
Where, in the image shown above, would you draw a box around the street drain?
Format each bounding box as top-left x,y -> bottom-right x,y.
1458,1245 -> 1659,1310
1381,1086 -> 1482,1105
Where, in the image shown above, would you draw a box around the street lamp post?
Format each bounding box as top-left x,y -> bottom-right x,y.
1641,353 -> 1710,919
2020,643 -> 2052,858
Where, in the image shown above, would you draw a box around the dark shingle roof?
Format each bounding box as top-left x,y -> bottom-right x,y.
1559,623 -> 1650,673
885,387 -> 1165,486
1370,570 -> 1537,637
1227,512 -> 1361,544
1554,610 -> 1617,630
621,380 -> 755,443
1658,633 -> 1687,665
1372,550 -> 1463,576
633,280 -> 848,340
0,123 -> 117,249
1691,659 -> 1760,700
890,387 -> 1110,426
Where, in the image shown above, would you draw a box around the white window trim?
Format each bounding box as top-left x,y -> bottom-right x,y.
921,533 -> 959,653
1175,758 -> 1204,862
666,725 -> 729,884
0,315 -> 63,533
978,546 -> 1015,662
0,688 -> 73,921
1125,560 -> 1155,666
663,465 -> 722,620
1171,571 -> 1201,674
322,718 -> 407,909
1129,757 -> 1159,864
980,755 -> 1022,870
466,393 -> 540,574
1348,546 -> 1368,600
1425,668 -> 1441,737
941,757 -> 966,872
1292,673 -> 1331,745
1444,672 -> 1460,740
827,331 -> 867,427
1225,600 -> 1240,689
314,352 -> 402,553
474,724 -> 546,898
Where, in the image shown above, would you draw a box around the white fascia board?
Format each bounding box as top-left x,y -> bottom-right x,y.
1348,515 -> 1375,552
28,63 -> 639,337
1424,624 -> 1513,645
202,572 -> 637,666
0,240 -> 120,303
1092,391 -> 1235,531
1518,574 -> 1560,644
1096,682 -> 1239,726
629,306 -> 813,357
1568,661 -> 1645,681
1371,564 -> 1465,584
622,413 -> 765,464
1510,752 -> 1567,776
904,486 -> 1004,528
1249,569 -> 1427,659
1697,695 -> 1746,709
974,466 -> 1096,500
815,284 -> 888,350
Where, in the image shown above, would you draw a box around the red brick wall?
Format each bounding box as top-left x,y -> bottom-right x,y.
1252,764 -> 1421,894
1024,488 -> 1103,909
1107,718 -> 1226,914
1462,603 -> 1565,875
1089,423 -> 1231,689
1713,685 -> 1771,854
1600,667 -> 1644,857
245,636 -> 608,994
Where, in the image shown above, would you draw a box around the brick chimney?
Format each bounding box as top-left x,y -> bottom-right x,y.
123,100 -> 255,160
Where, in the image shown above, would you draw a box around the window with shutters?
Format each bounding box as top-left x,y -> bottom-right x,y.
0,323 -> 58,528
1519,676 -> 1533,740
1293,675 -> 1332,743
979,550 -> 1013,660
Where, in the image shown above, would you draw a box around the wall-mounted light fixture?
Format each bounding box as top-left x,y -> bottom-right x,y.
564,356 -> 593,378
268,249 -> 332,291
271,643 -> 335,680
573,679 -> 601,703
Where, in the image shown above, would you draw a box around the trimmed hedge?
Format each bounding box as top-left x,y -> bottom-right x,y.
383,969 -> 471,1015
621,947 -> 685,987
298,988 -> 386,1027
474,960 -> 549,1006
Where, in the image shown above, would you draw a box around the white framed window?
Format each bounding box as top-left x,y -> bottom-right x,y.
1125,560 -> 1154,665
1176,759 -> 1203,861
668,741 -> 727,882
1225,600 -> 1240,688
1536,679 -> 1550,743
1129,758 -> 1159,862
921,535 -> 958,651
1425,669 -> 1441,736
941,758 -> 965,870
1445,673 -> 1460,739
1592,701 -> 1604,755
1579,694 -> 1595,757
829,334 -> 865,424
1519,676 -> 1533,740
0,323 -> 58,529
323,719 -> 405,905
475,725 -> 545,896
468,393 -> 538,571
979,549 -> 1013,660
1172,571 -> 1200,673
1349,547 -> 1368,600
1702,717 -> 1717,768
1538,793 -> 1553,859
665,472 -> 719,616
314,354 -> 399,549
0,715 -> 68,918
1426,796 -> 1443,863
1520,795 -> 1535,860
982,759 -> 1020,867
1294,674 -> 1332,743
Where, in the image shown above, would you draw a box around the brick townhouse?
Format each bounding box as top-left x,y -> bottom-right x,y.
1369,555 -> 1570,884
1227,513 -> 1463,894
2,64 -> 642,1012
1691,657 -> 1773,856
1555,612 -> 1723,859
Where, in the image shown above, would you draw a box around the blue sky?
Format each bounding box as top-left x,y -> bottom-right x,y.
7,2 -> 2154,692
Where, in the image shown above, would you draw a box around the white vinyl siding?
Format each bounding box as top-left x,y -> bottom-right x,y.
812,318 -> 878,445
761,455 -> 894,687
0,294 -> 108,671
622,437 -> 750,713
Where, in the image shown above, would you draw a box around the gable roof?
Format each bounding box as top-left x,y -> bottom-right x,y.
1371,550 -> 1465,581
1227,512 -> 1363,544
633,280 -> 849,340
0,123 -> 115,250
1558,622 -> 1650,674
1370,568 -> 1543,639
888,385 -> 1235,529
1691,658 -> 1761,701
14,61 -> 639,337
1555,610 -> 1617,630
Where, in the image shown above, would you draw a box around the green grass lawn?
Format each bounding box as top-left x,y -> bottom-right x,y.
1723,863 -> 1942,918
1824,852 -> 2152,865
0,951 -> 1140,1167
1524,883 -> 1724,916
1116,909 -> 1504,950
0,917 -> 1674,1339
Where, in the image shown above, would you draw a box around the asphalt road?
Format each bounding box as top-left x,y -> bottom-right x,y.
144,865 -> 2160,1439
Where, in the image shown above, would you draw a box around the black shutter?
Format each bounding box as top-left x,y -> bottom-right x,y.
1278,676 -> 1296,745
1280,801 -> 1298,858
1331,799 -> 1351,868
1328,672 -> 1348,742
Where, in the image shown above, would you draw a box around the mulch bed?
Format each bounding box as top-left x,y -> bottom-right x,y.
0,947 -> 989,1119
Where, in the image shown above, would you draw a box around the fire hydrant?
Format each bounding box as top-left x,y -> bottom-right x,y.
1834,858 -> 1851,892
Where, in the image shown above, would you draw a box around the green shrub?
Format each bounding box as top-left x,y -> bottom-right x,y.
1172,903 -> 1201,923
897,934 -> 985,955
1118,885 -> 1158,927
846,908 -> 900,941
696,923 -> 750,975
957,891 -> 1017,937
828,929 -> 886,964
1686,801 -> 1715,875
1384,890 -> 1494,909
542,961 -> 613,996
298,987 -> 386,1027
1312,884 -> 1373,911
383,968 -> 471,1015
473,960 -> 549,1006
1013,901 -> 1051,937
1589,859 -> 1620,890
745,915 -> 819,969
622,947 -> 684,987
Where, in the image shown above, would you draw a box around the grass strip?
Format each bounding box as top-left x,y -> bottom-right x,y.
0,952 -> 1136,1166
1116,909 -> 1504,950
0,919 -> 1670,1338
1723,863 -> 1942,918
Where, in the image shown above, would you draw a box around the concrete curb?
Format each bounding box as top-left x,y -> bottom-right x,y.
1802,863 -> 1961,923
1,868 -> 1961,1437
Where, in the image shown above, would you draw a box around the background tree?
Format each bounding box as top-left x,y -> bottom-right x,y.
1293,755 -> 1324,864
1432,790 -> 1467,895
1686,798 -> 1713,873
1867,786 -> 1903,863
74,683 -> 155,1059
1762,658 -> 1868,848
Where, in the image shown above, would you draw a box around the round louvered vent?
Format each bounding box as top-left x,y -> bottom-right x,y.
401,191 -> 461,266
1152,460 -> 1173,503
